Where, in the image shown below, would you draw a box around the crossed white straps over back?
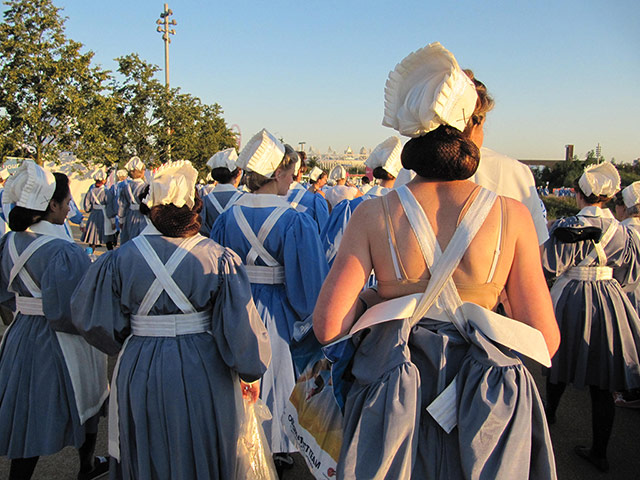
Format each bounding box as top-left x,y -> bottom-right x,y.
132,234 -> 207,316
232,205 -> 288,268
289,188 -> 306,211
207,190 -> 243,215
395,185 -> 497,340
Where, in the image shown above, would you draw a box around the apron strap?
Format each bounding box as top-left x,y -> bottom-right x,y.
232,205 -> 285,267
133,234 -> 206,315
207,193 -> 224,215
289,188 -> 306,211
578,219 -> 616,267
395,186 -> 497,331
8,233 -> 56,297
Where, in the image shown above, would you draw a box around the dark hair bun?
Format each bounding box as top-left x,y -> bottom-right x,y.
401,125 -> 480,180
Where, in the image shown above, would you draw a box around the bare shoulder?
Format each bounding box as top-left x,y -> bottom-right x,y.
348,196 -> 384,229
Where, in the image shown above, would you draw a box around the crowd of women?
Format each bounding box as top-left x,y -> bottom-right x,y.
0,41 -> 639,480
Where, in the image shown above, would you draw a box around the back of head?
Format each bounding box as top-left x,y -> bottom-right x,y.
401,125 -> 480,180
8,172 -> 70,231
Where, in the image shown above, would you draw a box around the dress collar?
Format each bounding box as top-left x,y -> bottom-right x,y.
289,181 -> 304,191
27,220 -> 74,242
234,193 -> 292,209
577,206 -> 614,219
212,183 -> 239,193
622,217 -> 640,227
139,221 -> 162,236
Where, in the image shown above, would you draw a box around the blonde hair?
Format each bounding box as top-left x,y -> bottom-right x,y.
463,69 -> 495,126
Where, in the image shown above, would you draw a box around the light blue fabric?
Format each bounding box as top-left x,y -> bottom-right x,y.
199,188 -> 244,236
286,187 -> 330,232
118,179 -> 148,244
0,231 -> 92,458
82,184 -> 116,245
211,198 -> 328,453
70,234 -> 271,479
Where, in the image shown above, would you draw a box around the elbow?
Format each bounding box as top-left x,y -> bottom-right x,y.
312,310 -> 337,345
546,324 -> 561,358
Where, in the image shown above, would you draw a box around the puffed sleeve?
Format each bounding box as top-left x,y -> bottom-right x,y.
83,186 -> 93,213
211,247 -> 271,382
311,194 -> 330,232
284,213 -> 329,320
614,225 -> 640,288
0,234 -> 16,310
41,243 -> 90,334
541,219 -> 579,280
70,250 -> 128,355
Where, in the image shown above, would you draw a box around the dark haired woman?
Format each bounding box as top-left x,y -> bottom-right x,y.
0,160 -> 109,480
199,148 -> 244,235
314,43 -> 559,479
542,163 -> 640,472
211,129 -> 328,470
71,160 -> 271,479
286,151 -> 330,232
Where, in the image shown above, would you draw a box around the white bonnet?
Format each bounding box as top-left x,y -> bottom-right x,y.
3,160 -> 56,211
578,162 -> 620,198
207,148 -> 238,171
622,182 -> 640,208
383,42 -> 478,137
329,165 -> 347,181
93,170 -> 106,181
144,160 -> 198,209
309,166 -> 324,182
237,129 -> 285,177
365,136 -> 403,178
116,169 -> 128,179
125,156 -> 145,172
0,168 -> 10,181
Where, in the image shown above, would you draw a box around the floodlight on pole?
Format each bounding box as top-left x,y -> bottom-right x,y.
156,3 -> 176,90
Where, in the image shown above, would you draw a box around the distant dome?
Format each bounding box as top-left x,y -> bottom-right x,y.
345,146 -> 353,154
359,146 -> 368,155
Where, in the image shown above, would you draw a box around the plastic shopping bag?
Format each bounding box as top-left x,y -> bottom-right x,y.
236,398 -> 278,480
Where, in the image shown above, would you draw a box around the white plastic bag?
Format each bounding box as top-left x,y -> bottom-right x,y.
236,398 -> 278,480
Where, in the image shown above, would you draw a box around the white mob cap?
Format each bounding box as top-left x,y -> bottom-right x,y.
309,166 -> 324,182
124,156 -> 145,172
578,162 -> 620,198
622,181 -> 640,208
329,165 -> 347,182
237,129 -> 285,177
365,136 -> 403,178
144,160 -> 198,209
93,170 -> 106,181
116,169 -> 128,180
207,148 -> 239,171
383,42 -> 478,137
3,160 -> 56,211
0,168 -> 10,181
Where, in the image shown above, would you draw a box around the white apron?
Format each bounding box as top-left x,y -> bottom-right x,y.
91,186 -> 115,236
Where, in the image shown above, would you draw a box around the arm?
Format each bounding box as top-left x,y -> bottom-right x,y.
504,201 -> 560,356
313,203 -> 373,344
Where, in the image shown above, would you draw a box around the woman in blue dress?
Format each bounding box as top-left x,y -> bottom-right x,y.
286,151 -> 329,232
314,43 -> 560,479
543,163 -> 640,472
71,160 -> 271,480
211,129 -> 328,473
199,148 -> 244,236
0,161 -> 109,480
117,156 -> 148,244
82,170 -> 117,251
321,136 -> 402,269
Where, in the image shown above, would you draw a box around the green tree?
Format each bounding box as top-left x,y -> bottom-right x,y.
0,0 -> 109,164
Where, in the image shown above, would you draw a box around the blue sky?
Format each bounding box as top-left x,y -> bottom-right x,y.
47,1 -> 640,162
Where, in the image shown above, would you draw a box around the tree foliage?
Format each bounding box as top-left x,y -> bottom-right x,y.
0,0 -> 108,164
0,0 -> 237,171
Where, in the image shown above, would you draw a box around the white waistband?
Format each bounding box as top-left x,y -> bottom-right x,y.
130,310 -> 210,337
15,295 -> 44,316
129,204 -> 140,211
245,265 -> 285,284
566,266 -> 613,281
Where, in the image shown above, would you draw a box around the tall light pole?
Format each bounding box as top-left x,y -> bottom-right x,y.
156,4 -> 176,161
156,4 -> 176,90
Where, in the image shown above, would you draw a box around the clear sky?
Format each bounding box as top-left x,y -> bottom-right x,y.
43,1 -> 640,162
